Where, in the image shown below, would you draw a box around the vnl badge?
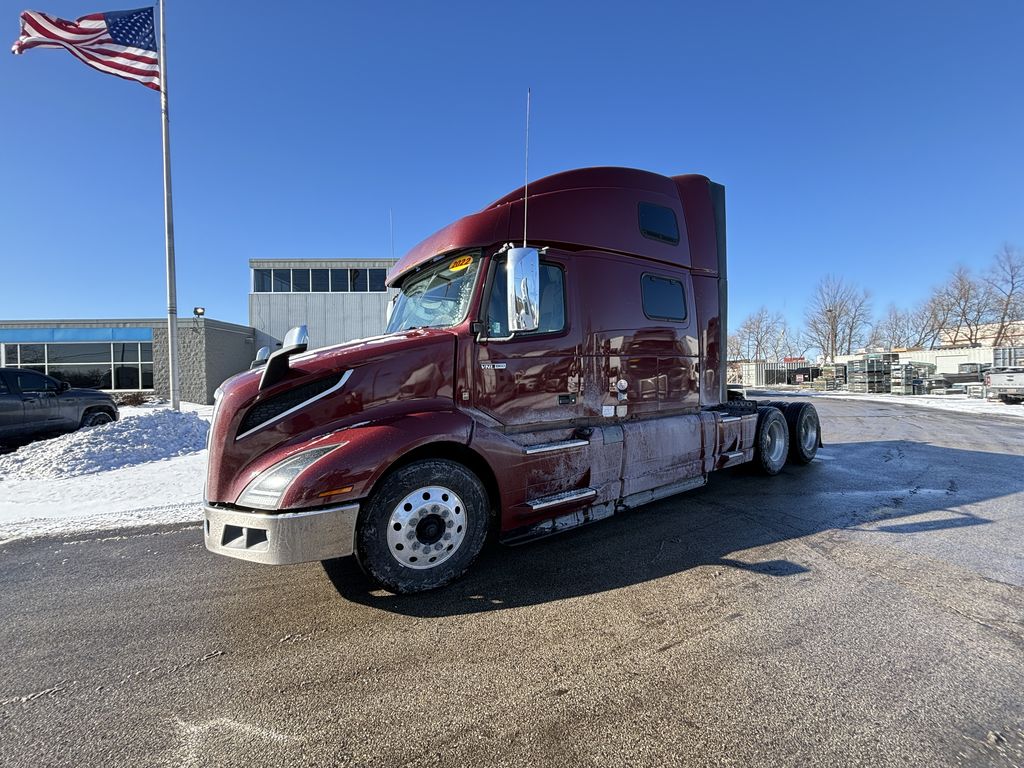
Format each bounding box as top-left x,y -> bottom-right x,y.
480,363 -> 507,370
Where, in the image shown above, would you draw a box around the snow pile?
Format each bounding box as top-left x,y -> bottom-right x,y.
0,410 -> 210,481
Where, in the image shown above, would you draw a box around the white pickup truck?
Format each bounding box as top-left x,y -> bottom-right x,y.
986,369 -> 1024,404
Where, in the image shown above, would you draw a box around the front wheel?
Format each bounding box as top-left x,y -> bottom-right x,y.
81,410 -> 114,428
354,459 -> 491,594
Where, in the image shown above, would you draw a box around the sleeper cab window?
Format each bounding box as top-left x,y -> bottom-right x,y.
486,262 -> 566,337
638,202 -> 679,245
641,274 -> 687,322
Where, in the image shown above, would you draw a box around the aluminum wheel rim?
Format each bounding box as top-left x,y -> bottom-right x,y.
800,414 -> 818,453
385,485 -> 466,570
766,419 -> 787,465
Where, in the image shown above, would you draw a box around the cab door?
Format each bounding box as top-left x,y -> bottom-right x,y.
0,372 -> 25,439
12,370 -> 62,435
472,252 -> 622,519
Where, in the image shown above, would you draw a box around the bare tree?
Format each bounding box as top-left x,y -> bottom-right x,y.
985,243 -> 1024,347
727,332 -> 743,361
736,307 -> 784,361
906,298 -> 945,349
873,305 -> 912,350
939,267 -> 994,346
804,276 -> 873,361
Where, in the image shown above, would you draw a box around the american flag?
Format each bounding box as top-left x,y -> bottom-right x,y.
11,7 -> 160,91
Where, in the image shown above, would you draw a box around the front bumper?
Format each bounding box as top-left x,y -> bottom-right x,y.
203,502 -> 359,565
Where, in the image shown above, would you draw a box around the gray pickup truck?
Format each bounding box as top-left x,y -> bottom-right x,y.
0,367 -> 119,445
986,369 -> 1024,404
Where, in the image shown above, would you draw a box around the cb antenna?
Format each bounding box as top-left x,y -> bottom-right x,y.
523,88 -> 531,247
388,208 -> 395,261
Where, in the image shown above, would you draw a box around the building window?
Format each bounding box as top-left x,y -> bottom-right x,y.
251,266 -> 390,292
369,269 -> 387,292
641,274 -> 687,321
292,269 -> 311,292
638,202 -> 680,245
19,344 -> 44,364
47,342 -> 111,364
113,343 -> 138,362
350,269 -> 368,292
3,342 -> 153,391
330,269 -> 349,292
49,365 -> 110,389
311,269 -> 330,292
253,269 -> 272,292
272,269 -> 292,292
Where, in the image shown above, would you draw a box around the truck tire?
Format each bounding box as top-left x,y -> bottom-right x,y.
81,409 -> 114,428
354,459 -> 491,594
781,402 -> 820,464
753,406 -> 789,476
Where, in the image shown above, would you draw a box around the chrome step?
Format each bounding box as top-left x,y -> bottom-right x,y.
525,487 -> 598,511
523,439 -> 589,455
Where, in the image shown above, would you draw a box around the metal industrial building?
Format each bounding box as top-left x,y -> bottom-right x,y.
0,317 -> 263,404
248,258 -> 398,351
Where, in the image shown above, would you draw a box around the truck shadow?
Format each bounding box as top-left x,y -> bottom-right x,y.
323,440 -> 1020,617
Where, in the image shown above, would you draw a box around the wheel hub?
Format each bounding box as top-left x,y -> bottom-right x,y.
800,417 -> 817,451
416,514 -> 446,545
766,419 -> 787,465
385,485 -> 466,570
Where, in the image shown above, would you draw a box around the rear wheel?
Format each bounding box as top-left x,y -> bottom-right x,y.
783,402 -> 820,464
753,406 -> 789,476
354,459 -> 490,594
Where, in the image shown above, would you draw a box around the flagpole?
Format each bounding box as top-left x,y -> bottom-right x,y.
158,0 -> 180,410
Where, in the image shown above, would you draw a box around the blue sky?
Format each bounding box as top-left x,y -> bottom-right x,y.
1,1 -> 1021,333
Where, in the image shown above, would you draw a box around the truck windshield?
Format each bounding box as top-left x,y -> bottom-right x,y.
386,251 -> 481,333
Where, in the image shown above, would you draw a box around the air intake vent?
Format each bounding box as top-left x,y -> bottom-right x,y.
237,372 -> 345,438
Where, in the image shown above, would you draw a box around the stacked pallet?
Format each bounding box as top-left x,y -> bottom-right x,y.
890,362 -> 936,395
993,347 -> 1024,369
820,363 -> 847,387
848,357 -> 890,393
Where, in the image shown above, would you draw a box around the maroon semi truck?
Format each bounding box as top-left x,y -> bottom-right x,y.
204,167 -> 821,593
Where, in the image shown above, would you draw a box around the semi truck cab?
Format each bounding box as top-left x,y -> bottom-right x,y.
203,167 -> 821,593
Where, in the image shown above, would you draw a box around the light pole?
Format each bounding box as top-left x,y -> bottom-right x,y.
825,307 -> 836,363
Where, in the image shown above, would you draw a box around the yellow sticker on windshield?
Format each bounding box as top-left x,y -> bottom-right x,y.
449,256 -> 473,272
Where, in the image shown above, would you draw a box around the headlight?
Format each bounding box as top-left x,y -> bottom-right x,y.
236,445 -> 337,510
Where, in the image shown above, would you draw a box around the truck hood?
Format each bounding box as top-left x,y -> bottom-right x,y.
205,329 -> 458,505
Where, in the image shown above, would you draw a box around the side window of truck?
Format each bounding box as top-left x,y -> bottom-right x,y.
16,371 -> 57,393
641,274 -> 687,321
486,262 -> 566,337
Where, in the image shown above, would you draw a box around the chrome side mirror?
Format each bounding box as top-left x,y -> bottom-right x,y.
506,247 -> 540,333
259,325 -> 310,391
250,345 -> 271,369
282,325 -> 309,350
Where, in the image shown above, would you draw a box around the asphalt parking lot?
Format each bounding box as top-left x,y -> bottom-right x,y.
1,396 -> 1022,767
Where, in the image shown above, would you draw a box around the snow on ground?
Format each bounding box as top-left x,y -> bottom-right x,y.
0,402 -> 212,540
0,409 -> 209,481
751,388 -> 1024,419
